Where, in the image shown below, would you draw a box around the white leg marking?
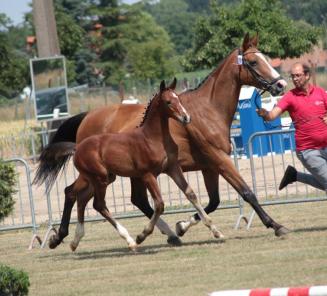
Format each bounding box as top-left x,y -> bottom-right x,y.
71,222 -> 85,251
116,222 -> 137,250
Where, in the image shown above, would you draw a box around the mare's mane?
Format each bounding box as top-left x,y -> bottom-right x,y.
185,48 -> 238,93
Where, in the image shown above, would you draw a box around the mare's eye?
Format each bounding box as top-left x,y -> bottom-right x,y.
166,101 -> 172,106
249,61 -> 257,67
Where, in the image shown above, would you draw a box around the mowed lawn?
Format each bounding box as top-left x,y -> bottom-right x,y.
1,201 -> 327,296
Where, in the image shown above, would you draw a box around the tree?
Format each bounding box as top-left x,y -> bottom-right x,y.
91,3 -> 176,85
182,0 -> 321,71
54,4 -> 85,59
143,0 -> 199,54
0,15 -> 29,98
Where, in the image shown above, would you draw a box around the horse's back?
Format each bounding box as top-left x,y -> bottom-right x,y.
76,104 -> 145,143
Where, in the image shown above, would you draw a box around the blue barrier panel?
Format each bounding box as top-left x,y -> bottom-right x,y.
237,88 -> 268,157
233,87 -> 296,157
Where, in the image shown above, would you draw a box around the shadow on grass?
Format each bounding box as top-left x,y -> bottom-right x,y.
291,225 -> 327,234
39,237 -> 229,260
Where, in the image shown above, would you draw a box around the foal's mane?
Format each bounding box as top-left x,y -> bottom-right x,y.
138,91 -> 160,127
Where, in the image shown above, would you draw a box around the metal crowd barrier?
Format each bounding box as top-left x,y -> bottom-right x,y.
246,129 -> 327,228
1,158 -> 42,249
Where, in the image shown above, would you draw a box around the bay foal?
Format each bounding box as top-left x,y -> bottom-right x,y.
63,79 -> 222,251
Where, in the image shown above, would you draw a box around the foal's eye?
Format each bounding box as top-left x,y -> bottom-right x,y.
166,101 -> 172,106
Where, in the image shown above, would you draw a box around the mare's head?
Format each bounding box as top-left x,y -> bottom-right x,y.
159,78 -> 191,125
238,33 -> 287,96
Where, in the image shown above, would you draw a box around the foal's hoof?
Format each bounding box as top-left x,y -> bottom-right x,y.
167,235 -> 182,246
275,226 -> 291,237
128,242 -> 138,252
48,235 -> 60,249
213,229 -> 225,240
175,221 -> 187,237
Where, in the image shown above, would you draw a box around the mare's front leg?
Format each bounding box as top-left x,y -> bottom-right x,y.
176,169 -> 220,237
210,151 -> 289,237
167,165 -> 224,239
135,174 -> 165,245
130,177 -> 181,246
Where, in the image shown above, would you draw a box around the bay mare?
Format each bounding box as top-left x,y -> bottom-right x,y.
34,33 -> 289,249
55,80 -> 223,251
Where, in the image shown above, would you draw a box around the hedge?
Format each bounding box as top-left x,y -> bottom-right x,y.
0,264 -> 30,296
0,160 -> 17,221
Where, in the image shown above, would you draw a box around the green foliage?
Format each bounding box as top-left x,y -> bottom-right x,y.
0,28 -> 29,98
143,0 -> 199,54
182,0 -> 321,71
0,264 -> 30,296
97,6 -> 176,85
0,161 -> 17,222
55,4 -> 85,59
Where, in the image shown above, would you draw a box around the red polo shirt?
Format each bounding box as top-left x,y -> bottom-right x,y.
277,84 -> 327,151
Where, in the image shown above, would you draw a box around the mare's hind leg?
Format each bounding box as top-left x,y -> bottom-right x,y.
176,169 -> 220,237
49,176 -> 92,249
135,174 -> 164,245
168,165 -> 223,239
130,177 -> 181,246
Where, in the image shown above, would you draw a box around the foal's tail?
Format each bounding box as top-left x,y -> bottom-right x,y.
33,112 -> 87,192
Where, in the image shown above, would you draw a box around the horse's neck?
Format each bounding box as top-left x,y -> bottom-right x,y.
141,102 -> 171,144
187,52 -> 241,124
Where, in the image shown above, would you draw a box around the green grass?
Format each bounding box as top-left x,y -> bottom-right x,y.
1,202 -> 327,296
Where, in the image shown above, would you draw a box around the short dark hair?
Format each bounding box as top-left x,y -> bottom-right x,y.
302,63 -> 311,75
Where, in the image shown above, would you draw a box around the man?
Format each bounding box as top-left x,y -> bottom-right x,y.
257,62 -> 327,192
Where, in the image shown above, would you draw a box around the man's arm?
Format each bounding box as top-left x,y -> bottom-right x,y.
256,106 -> 283,121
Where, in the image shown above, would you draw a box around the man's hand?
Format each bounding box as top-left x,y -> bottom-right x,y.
256,108 -> 268,119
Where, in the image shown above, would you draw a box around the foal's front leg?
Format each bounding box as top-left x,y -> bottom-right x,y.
136,174 -> 164,245
167,164 -> 224,239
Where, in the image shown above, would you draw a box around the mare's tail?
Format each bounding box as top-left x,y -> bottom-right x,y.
33,112 -> 87,191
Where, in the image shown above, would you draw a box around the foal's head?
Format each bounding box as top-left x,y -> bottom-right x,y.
238,33 -> 287,96
159,78 -> 191,125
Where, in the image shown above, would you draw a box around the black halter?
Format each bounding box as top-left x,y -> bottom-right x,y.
238,48 -> 283,96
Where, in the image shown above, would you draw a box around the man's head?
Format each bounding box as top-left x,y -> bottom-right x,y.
290,63 -> 311,91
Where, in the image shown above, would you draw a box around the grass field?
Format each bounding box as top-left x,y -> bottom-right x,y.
1,201 -> 327,296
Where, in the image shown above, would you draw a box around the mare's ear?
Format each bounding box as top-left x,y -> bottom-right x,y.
160,80 -> 166,92
169,77 -> 177,90
251,32 -> 259,47
242,32 -> 250,51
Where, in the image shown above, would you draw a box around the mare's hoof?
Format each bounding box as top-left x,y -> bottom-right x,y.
275,226 -> 290,237
175,221 -> 187,237
48,235 -> 60,249
70,242 -> 77,252
136,234 -> 145,245
167,235 -> 182,246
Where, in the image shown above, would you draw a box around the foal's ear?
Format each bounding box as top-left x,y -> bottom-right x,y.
160,80 -> 166,92
169,77 -> 177,90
